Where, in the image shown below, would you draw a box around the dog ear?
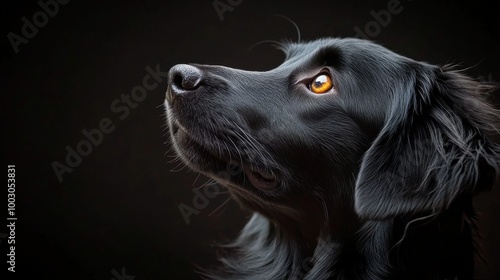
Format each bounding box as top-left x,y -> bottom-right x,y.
355,65 -> 500,220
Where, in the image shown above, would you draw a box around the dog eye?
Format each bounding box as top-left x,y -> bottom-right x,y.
309,74 -> 333,94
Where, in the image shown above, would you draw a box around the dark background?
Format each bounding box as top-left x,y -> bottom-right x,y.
1,0 -> 499,279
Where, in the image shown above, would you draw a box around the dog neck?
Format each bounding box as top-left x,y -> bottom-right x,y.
217,195 -> 477,279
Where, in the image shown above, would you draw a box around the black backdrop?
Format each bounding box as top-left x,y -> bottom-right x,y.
1,0 -> 499,279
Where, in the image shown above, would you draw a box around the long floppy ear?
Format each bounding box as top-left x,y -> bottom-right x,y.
355,64 -> 500,220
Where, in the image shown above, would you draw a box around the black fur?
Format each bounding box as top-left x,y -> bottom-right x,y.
164,38 -> 500,280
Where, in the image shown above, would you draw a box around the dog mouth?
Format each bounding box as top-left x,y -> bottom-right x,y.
243,166 -> 278,191
169,118 -> 279,192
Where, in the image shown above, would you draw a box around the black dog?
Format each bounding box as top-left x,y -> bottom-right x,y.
164,38 -> 500,280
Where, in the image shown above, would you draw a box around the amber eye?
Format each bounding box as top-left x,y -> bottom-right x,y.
309,74 -> 333,94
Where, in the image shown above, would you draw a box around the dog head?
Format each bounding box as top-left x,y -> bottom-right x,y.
165,38 -> 500,227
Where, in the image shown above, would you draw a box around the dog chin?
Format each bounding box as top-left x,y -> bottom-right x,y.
172,127 -> 282,201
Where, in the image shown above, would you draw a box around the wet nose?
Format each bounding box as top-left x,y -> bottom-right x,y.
166,64 -> 203,102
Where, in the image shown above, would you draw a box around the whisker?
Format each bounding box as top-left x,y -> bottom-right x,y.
226,132 -> 247,166
196,179 -> 217,190
170,161 -> 188,172
156,102 -> 167,109
192,173 -> 202,187
232,122 -> 276,166
208,197 -> 232,217
167,156 -> 181,164
248,40 -> 284,52
272,14 -> 301,42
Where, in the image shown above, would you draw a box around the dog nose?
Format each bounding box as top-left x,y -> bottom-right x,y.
167,64 -> 202,102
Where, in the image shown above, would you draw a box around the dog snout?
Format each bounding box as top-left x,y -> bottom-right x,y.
167,64 -> 203,102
